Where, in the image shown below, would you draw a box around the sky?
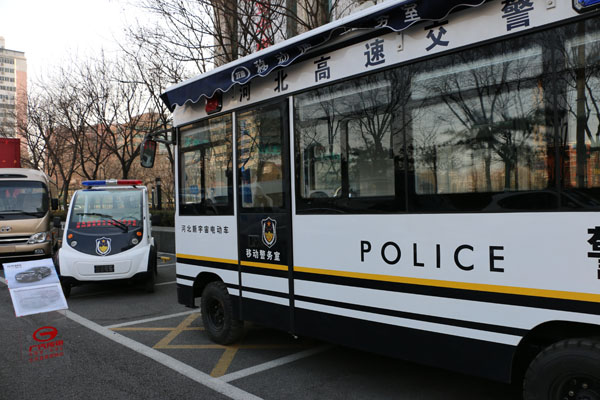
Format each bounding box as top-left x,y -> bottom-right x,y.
0,0 -> 137,80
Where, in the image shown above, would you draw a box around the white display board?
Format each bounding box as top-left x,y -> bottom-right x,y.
3,258 -> 68,317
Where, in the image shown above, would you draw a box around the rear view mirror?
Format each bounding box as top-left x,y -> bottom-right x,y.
141,139 -> 157,168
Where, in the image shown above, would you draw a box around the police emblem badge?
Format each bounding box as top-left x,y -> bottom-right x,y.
261,217 -> 277,248
96,237 -> 112,256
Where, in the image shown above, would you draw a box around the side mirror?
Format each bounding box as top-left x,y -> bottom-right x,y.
140,139 -> 157,168
53,216 -> 62,229
51,198 -> 59,211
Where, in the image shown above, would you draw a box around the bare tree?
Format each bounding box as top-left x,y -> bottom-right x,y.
127,0 -> 349,77
83,53 -> 154,179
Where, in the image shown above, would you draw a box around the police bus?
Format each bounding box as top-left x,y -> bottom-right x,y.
141,0 -> 600,397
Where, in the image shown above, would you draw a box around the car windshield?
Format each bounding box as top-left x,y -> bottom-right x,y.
68,189 -> 143,231
0,181 -> 49,218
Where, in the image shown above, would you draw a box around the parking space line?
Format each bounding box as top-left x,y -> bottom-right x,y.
158,344 -> 310,350
105,310 -> 200,329
156,281 -> 176,286
110,326 -> 204,332
64,310 -> 263,400
154,313 -> 199,349
211,348 -> 239,377
219,345 -> 333,383
158,263 -> 176,268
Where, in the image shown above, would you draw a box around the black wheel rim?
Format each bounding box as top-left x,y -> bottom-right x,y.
207,298 -> 225,331
557,375 -> 600,400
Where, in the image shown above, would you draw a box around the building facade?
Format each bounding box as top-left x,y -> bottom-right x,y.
0,36 -> 27,139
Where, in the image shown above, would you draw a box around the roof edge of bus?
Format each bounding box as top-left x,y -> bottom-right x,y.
162,0 -> 414,95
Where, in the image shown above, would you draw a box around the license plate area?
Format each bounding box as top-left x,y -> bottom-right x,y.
94,264 -> 114,273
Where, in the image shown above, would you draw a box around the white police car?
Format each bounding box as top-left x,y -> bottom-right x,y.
56,180 -> 157,297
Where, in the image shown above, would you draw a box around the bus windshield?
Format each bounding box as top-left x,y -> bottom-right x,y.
68,189 -> 142,232
0,181 -> 49,219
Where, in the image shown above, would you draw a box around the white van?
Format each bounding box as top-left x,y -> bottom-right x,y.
57,180 -> 156,297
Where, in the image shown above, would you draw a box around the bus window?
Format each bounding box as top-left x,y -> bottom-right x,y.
179,114 -> 233,215
295,71 -> 408,213
408,35 -> 555,212
559,18 -> 600,208
237,105 -> 285,210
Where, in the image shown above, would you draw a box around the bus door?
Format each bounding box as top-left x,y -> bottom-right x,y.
236,100 -> 294,330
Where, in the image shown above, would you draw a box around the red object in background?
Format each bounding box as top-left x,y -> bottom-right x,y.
0,138 -> 21,168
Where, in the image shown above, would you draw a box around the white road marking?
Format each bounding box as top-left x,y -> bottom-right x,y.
65,310 -> 262,400
0,276 -> 6,284
158,263 -> 176,268
220,345 -> 332,383
105,310 -> 200,329
156,281 -> 176,286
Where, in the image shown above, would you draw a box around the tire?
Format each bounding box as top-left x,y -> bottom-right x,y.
523,338 -> 600,400
144,246 -> 157,293
200,281 -> 244,345
61,282 -> 71,298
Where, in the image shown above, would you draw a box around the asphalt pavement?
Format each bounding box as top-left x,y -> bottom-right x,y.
0,254 -> 519,400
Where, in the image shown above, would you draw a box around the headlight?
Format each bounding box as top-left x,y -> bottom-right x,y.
131,237 -> 139,245
28,232 -> 49,244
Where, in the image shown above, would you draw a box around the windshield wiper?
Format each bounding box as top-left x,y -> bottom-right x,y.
76,212 -> 129,232
0,209 -> 43,216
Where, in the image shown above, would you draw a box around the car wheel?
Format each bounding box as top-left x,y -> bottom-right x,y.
523,338 -> 600,400
36,273 -> 43,281
201,281 -> 244,345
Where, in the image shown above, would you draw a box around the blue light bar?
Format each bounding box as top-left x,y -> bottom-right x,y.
82,179 -> 142,187
574,0 -> 600,12
82,180 -> 107,186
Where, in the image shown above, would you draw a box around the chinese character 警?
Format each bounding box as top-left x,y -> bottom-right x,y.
588,227 -> 600,258
501,0 -> 534,31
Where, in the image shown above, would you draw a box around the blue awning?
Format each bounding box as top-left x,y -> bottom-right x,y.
161,0 -> 488,111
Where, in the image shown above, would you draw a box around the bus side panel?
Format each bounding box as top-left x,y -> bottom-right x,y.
241,297 -> 291,331
293,307 -> 515,383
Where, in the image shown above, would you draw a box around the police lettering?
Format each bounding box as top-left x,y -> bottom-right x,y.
360,240 -> 504,273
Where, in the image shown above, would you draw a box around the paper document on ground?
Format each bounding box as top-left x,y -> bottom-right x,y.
3,258 -> 68,317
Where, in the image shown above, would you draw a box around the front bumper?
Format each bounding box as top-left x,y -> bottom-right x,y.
58,243 -> 150,282
0,241 -> 52,262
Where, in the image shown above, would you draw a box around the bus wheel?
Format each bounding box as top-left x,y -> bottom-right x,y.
523,338 -> 600,400
201,281 -> 244,345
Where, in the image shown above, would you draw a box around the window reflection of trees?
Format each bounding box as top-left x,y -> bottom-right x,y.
557,20 -> 600,191
180,115 -> 233,215
413,38 -> 551,195
295,69 -> 414,201
237,106 -> 284,208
